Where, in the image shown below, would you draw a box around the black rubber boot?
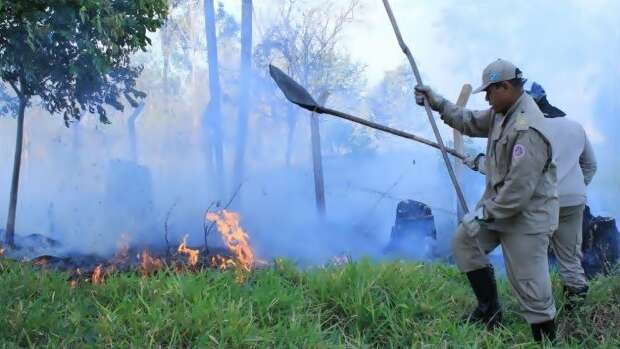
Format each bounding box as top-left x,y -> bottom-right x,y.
462,266 -> 502,330
563,285 -> 588,312
531,319 -> 556,343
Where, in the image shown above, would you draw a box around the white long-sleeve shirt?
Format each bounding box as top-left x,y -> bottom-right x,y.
547,117 -> 597,206
473,116 -> 597,207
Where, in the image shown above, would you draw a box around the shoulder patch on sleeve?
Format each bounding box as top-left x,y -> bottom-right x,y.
515,115 -> 529,131
512,143 -> 526,159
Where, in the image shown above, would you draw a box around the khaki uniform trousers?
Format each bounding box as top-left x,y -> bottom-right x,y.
551,204 -> 587,289
452,223 -> 556,324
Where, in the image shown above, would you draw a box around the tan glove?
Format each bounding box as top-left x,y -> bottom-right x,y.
461,206 -> 485,237
414,85 -> 446,111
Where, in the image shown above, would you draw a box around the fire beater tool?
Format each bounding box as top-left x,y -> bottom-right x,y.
269,64 -> 466,160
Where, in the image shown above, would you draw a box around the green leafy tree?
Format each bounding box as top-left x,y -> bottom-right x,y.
0,83 -> 17,116
0,0 -> 168,247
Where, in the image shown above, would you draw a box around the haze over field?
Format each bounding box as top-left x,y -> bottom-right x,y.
0,0 -> 618,264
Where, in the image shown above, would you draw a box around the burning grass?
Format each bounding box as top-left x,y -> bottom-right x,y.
58,239 -> 254,288
16,209 -> 261,287
206,210 -> 255,272
177,235 -> 199,267
138,249 -> 163,276
0,257 -> 618,348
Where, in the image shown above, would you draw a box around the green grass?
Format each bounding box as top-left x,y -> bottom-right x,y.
0,258 -> 618,348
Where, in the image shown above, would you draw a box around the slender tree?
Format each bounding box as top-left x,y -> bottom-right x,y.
203,0 -> 225,199
0,1 -> 168,247
232,0 -> 253,194
128,103 -> 146,163
161,5 -> 173,95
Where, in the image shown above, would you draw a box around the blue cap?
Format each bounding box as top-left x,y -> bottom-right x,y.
527,82 -> 566,118
528,82 -> 546,102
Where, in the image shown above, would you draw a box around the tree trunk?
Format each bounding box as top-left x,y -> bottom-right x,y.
72,120 -> 81,150
232,0 -> 253,195
70,120 -> 82,188
162,0 -> 177,94
186,4 -> 197,88
285,104 -> 296,167
161,18 -> 171,94
204,0 -> 225,199
128,103 -> 145,163
5,97 -> 27,247
310,92 -> 329,217
453,84 -> 472,222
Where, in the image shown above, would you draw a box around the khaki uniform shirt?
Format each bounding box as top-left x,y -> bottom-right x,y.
439,93 -> 559,234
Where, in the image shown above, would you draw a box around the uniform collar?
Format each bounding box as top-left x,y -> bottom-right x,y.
497,92 -> 526,128
491,92 -> 527,140
504,92 -> 526,118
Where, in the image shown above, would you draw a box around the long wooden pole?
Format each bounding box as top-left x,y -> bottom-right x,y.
382,0 -> 469,214
317,106 -> 465,160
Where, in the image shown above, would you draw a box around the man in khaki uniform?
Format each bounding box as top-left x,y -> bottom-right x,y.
466,82 -> 597,309
415,59 -> 559,342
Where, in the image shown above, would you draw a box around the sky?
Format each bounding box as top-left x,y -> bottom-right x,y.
228,0 -> 620,140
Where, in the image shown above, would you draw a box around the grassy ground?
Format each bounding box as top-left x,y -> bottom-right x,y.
0,258 -> 618,348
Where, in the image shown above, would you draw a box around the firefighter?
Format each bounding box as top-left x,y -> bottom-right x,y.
415,59 -> 559,342
465,82 -> 597,310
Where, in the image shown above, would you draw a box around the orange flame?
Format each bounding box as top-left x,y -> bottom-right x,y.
211,254 -> 235,270
177,235 -> 199,266
206,210 -> 255,272
91,265 -> 104,284
138,249 -> 162,276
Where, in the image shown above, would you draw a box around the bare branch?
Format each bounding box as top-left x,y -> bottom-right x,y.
163,199 -> 179,257
202,182 -> 244,253
202,201 -> 216,253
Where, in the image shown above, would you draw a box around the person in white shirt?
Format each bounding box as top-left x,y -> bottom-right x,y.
465,82 -> 597,309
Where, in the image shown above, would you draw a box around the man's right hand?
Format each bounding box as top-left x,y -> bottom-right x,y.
464,153 -> 487,175
414,85 -> 445,111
